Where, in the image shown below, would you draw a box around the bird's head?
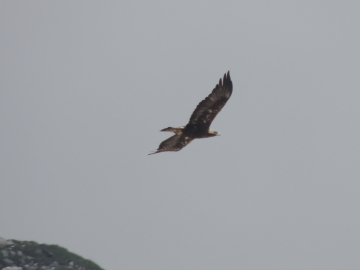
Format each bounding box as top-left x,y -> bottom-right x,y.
209,129 -> 220,136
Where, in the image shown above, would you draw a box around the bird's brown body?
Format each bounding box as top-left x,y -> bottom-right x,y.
161,125 -> 218,138
149,71 -> 233,155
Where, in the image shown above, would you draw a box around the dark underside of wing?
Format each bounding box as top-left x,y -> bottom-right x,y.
149,134 -> 194,155
188,71 -> 233,129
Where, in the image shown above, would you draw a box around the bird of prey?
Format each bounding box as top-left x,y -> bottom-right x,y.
149,71 -> 233,155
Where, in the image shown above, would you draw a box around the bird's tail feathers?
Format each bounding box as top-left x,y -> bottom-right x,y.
160,126 -> 184,134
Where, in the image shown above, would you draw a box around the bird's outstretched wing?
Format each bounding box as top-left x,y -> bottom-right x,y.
149,134 -> 194,155
188,71 -> 233,129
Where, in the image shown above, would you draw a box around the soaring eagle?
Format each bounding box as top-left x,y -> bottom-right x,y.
149,71 -> 233,155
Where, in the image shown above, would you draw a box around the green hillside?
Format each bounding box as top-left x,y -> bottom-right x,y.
0,238 -> 104,270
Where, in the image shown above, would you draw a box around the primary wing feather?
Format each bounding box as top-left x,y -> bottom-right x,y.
188,71 -> 233,128
149,134 -> 194,155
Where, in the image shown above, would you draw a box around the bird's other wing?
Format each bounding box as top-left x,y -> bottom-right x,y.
149,134 -> 194,155
188,71 -> 233,129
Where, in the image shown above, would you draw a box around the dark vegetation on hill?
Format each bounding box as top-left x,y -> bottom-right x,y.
0,238 -> 104,270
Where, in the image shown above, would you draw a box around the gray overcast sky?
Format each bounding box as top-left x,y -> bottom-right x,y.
1,1 -> 360,269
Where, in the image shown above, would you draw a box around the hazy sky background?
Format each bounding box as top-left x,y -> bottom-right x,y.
1,1 -> 360,269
